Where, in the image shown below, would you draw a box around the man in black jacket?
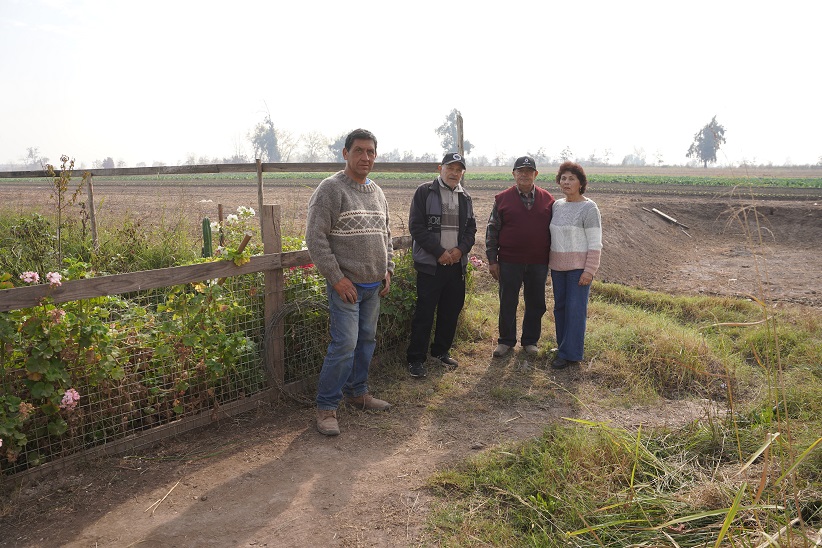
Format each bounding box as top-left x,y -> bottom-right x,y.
406,152 -> 477,378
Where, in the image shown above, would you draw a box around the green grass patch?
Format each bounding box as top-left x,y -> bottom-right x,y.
428,417 -> 822,546
423,284 -> 822,546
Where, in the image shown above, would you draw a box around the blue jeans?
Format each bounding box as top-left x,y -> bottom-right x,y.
551,269 -> 591,361
498,261 -> 548,347
316,282 -> 381,410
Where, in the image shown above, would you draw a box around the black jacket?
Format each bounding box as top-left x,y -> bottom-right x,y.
408,178 -> 476,276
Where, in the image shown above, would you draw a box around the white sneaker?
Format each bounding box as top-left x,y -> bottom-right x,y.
492,344 -> 511,357
524,345 -> 539,355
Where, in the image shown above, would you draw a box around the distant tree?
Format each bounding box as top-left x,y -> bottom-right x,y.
528,147 -> 551,165
275,129 -> 298,162
230,135 -> 247,162
436,109 -> 474,155
101,157 -> 115,169
221,154 -> 249,164
328,132 -> 348,162
151,161 -> 166,167
622,147 -> 646,167
603,148 -> 613,165
249,114 -> 281,162
136,162 -> 147,168
184,153 -> 197,165
23,146 -> 48,169
559,146 -> 574,162
686,115 -> 726,168
117,159 -> 127,168
301,131 -> 330,162
621,153 -> 646,166
381,149 -> 401,161
378,148 -> 419,162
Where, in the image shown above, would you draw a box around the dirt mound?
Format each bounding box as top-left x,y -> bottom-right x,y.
595,193 -> 822,306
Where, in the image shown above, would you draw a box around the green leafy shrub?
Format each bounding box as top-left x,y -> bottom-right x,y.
0,213 -> 58,275
0,260 -> 261,474
377,250 -> 416,349
0,265 -> 122,467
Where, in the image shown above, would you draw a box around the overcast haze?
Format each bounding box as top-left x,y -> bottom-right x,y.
1,0 -> 820,169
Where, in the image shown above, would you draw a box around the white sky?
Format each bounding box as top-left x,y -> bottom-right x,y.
1,0 -> 820,168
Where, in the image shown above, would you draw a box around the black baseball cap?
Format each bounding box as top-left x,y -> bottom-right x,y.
513,156 -> 537,170
441,152 -> 466,169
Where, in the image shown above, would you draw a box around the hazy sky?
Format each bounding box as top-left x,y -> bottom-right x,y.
1,0 -> 819,169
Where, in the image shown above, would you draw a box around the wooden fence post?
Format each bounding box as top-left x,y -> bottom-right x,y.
256,159 -> 264,234
457,113 -> 464,156
457,112 -> 465,185
87,173 -> 99,252
217,203 -> 225,247
261,204 -> 284,398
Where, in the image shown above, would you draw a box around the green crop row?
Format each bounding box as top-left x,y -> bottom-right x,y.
5,171 -> 822,188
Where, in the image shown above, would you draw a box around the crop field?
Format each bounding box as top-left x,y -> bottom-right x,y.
1,168 -> 821,303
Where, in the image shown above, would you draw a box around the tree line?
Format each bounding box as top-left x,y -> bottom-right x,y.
8,112 -> 819,172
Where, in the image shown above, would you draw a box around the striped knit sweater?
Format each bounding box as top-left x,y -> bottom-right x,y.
548,198 -> 602,275
306,171 -> 394,286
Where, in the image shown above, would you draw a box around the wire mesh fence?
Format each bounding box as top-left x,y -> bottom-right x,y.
0,249 -> 414,477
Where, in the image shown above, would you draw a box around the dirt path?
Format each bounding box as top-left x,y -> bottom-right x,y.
1,182 -> 820,546
1,355 -> 722,547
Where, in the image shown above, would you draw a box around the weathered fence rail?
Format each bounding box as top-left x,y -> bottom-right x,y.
0,161 -> 440,179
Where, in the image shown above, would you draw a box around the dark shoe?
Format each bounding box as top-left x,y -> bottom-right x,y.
435,354 -> 459,369
552,357 -> 581,370
345,392 -> 392,411
316,409 -> 340,436
409,361 -> 427,378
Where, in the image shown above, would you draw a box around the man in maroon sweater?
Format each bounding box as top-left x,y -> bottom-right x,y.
485,156 -> 555,357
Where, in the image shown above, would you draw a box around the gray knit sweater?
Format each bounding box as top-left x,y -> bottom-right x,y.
306,171 -> 394,286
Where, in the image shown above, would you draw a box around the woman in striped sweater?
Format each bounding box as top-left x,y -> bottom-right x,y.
548,161 -> 602,369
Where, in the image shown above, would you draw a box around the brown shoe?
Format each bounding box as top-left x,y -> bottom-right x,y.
316,409 -> 340,436
493,343 -> 512,357
345,393 -> 391,411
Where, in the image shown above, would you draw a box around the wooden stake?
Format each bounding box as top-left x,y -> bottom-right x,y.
648,207 -> 691,230
86,173 -> 99,252
217,232 -> 252,286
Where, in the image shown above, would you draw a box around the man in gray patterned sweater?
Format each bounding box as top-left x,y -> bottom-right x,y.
306,128 -> 394,436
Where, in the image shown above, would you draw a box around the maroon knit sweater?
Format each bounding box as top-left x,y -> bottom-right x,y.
495,186 -> 554,264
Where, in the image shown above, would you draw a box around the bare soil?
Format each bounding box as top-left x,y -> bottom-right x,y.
1,177 -> 821,547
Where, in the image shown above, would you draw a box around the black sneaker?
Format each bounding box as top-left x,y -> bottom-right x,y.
435,354 -> 459,369
409,361 -> 427,378
551,357 -> 580,370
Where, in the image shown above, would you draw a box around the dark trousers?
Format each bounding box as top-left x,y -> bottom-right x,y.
406,264 -> 465,363
497,261 -> 548,347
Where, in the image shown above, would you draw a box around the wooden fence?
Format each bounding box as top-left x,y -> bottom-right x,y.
0,161 -> 420,480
